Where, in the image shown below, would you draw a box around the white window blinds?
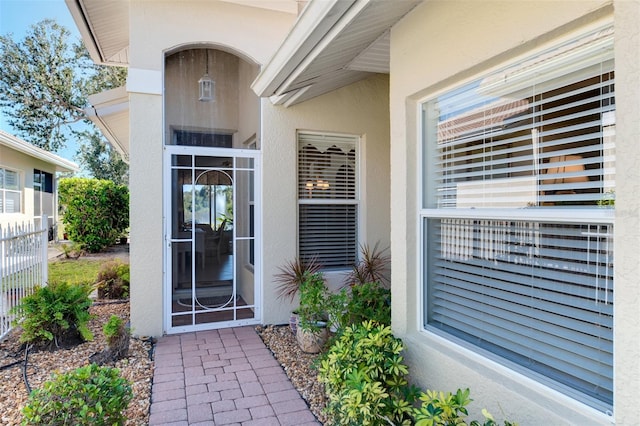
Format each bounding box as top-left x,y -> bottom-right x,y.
421,26 -> 615,412
426,218 -> 613,409
298,132 -> 358,268
423,26 -> 615,209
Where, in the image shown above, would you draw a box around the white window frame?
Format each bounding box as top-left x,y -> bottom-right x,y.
0,167 -> 22,214
297,131 -> 360,270
418,25 -> 615,413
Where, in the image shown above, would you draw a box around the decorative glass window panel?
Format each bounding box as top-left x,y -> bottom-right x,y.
421,26 -> 615,412
298,132 -> 358,268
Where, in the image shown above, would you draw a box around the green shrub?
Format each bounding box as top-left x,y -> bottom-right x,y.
21,364 -> 133,426
319,321 -> 518,426
96,260 -> 130,299
297,272 -> 330,332
58,177 -> 129,253
102,315 -> 130,360
103,315 -> 126,346
318,321 -> 415,425
341,281 -> 391,328
11,282 -> 94,348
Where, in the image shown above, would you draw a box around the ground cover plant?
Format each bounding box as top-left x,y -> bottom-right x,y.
21,363 -> 133,425
10,281 -> 94,349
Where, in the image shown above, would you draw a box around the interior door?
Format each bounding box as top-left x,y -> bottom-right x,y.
166,151 -> 258,332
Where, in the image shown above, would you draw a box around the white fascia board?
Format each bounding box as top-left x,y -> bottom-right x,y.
86,86 -> 130,159
251,0 -> 356,97
0,130 -> 80,172
86,113 -> 129,161
86,86 -> 128,115
126,68 -> 162,95
65,0 -> 105,65
274,0 -> 371,97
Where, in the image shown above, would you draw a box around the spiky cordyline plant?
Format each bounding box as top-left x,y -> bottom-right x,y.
274,256 -> 322,302
345,242 -> 390,288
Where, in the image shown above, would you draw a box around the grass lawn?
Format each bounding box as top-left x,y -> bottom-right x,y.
48,259 -> 105,286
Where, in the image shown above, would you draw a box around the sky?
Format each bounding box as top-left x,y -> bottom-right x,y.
0,0 -> 82,162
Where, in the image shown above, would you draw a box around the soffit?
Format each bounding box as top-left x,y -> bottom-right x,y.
86,86 -> 130,160
65,0 -> 129,66
252,0 -> 421,106
219,0 -> 300,14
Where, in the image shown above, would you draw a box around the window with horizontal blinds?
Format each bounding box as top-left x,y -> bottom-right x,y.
423,27 -> 615,210
0,168 -> 21,214
298,132 -> 358,268
425,218 -> 613,408
421,26 -> 615,412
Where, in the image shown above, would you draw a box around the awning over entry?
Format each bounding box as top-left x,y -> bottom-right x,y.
251,0 -> 422,106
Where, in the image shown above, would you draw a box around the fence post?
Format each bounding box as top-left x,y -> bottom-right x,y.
41,214 -> 48,285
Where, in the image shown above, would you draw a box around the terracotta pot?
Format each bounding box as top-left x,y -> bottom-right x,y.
296,324 -> 329,354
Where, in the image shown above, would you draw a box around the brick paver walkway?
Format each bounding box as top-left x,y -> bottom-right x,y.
149,326 -> 321,425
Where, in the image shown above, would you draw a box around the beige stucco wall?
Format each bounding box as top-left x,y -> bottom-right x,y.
389,0 -> 638,424
0,146 -> 60,229
261,73 -> 391,325
127,1 -> 296,337
612,1 -> 640,424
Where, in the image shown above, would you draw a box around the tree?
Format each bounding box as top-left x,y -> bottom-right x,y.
0,19 -> 127,168
76,130 -> 129,185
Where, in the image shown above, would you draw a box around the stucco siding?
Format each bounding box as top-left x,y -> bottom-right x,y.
129,92 -> 164,337
389,0 -> 633,424
0,146 -> 60,229
612,0 -> 640,423
126,1 -> 296,336
129,0 -> 295,71
261,73 -> 391,326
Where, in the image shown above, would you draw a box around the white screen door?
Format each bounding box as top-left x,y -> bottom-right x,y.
164,148 -> 260,333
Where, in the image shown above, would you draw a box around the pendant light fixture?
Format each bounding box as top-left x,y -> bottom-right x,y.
198,49 -> 215,102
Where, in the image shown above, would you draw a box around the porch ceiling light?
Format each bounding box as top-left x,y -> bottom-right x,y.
199,49 -> 215,102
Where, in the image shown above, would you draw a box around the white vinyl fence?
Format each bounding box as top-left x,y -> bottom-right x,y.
0,216 -> 48,340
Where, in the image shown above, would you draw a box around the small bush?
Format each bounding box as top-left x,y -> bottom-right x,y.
319,321 -> 518,426
341,281 -> 391,328
96,260 -> 130,299
297,272 -> 330,332
318,321 -> 415,425
58,177 -> 129,253
21,364 -> 133,425
11,282 -> 94,348
103,315 -> 130,358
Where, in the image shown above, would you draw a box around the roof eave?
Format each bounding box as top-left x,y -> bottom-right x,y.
65,0 -> 105,64
0,130 -> 80,173
85,86 -> 130,161
251,0 -> 357,97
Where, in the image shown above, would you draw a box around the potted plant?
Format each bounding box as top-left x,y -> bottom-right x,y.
274,256 -> 321,334
296,272 -> 330,353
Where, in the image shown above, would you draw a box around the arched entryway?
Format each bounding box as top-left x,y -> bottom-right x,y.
163,47 -> 261,333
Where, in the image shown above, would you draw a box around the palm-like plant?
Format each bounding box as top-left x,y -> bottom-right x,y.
344,242 -> 390,288
274,256 -> 322,302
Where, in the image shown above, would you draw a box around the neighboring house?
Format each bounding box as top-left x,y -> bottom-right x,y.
0,129 -> 79,237
66,0 -> 639,424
